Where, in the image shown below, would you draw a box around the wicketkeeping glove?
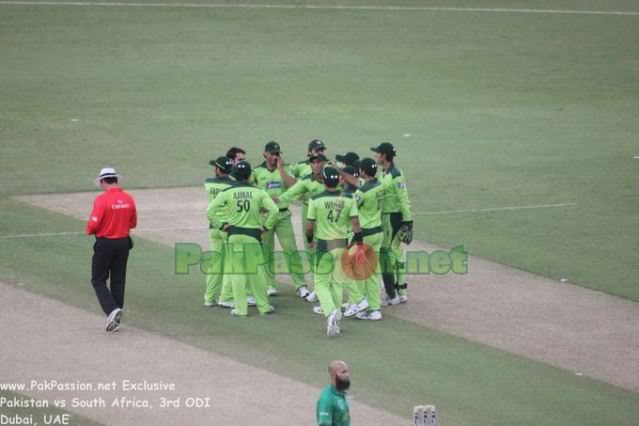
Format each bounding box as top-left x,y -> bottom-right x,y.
398,221 -> 413,245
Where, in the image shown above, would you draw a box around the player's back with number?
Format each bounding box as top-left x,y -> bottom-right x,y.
212,182 -> 277,230
308,191 -> 358,241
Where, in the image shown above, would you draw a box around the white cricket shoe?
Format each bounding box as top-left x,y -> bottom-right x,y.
305,291 -> 318,303
260,305 -> 276,315
381,295 -> 400,306
355,310 -> 382,321
313,305 -> 324,315
327,310 -> 342,337
218,300 -> 235,309
247,296 -> 257,306
204,300 -> 216,307
230,309 -> 247,317
296,285 -> 311,299
267,287 -> 278,297
106,308 -> 122,332
344,299 -> 369,317
399,294 -> 408,304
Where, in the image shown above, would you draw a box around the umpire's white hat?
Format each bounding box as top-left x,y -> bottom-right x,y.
94,167 -> 121,186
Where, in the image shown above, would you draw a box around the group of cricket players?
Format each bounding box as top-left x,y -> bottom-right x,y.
204,140 -> 413,336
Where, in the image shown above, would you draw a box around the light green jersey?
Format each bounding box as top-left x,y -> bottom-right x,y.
307,190 -> 358,241
353,178 -> 383,229
316,385 -> 350,426
250,161 -> 293,209
290,159 -> 312,180
205,176 -> 233,228
279,173 -> 325,206
208,182 -> 278,230
380,163 -> 412,221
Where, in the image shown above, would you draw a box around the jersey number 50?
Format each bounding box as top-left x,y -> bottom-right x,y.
236,200 -> 251,212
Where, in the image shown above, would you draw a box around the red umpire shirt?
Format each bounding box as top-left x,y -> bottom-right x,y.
86,187 -> 137,238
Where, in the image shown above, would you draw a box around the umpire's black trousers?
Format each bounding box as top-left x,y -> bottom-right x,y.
92,237 -> 132,316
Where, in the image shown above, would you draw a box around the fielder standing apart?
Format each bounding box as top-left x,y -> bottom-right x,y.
316,360 -> 351,426
86,167 -> 137,332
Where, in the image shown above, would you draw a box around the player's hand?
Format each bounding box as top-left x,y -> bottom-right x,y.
222,223 -> 231,232
271,196 -> 280,204
399,221 -> 413,245
308,241 -> 316,250
276,155 -> 284,169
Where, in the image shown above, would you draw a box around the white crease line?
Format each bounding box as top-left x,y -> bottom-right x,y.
0,1 -> 638,16
416,202 -> 577,215
0,226 -> 206,240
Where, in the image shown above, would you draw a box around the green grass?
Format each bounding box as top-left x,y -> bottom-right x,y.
1,1 -> 638,299
1,198 -> 639,425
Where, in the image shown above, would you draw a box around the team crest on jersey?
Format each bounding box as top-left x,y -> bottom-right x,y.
266,181 -> 282,189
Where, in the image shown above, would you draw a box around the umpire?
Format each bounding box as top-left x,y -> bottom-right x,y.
86,167 -> 137,332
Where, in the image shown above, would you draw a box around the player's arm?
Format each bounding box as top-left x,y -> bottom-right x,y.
316,398 -> 333,426
261,191 -> 279,230
305,200 -> 316,244
86,197 -> 105,235
394,174 -> 414,244
277,156 -> 297,188
335,166 -> 360,188
279,179 -> 306,205
208,191 -> 228,229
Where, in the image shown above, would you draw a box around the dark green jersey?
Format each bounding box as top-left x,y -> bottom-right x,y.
307,190 -> 358,241
316,385 -> 350,426
250,162 -> 293,209
380,163 -> 412,221
209,182 -> 278,230
354,178 -> 383,229
205,176 -> 233,228
279,173 -> 325,206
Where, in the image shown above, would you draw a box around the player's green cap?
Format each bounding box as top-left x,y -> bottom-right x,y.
265,141 -> 282,154
309,153 -> 328,163
209,156 -> 233,173
232,161 -> 252,181
336,152 -> 360,167
308,139 -> 326,152
370,142 -> 396,156
323,166 -> 340,188
358,157 -> 377,177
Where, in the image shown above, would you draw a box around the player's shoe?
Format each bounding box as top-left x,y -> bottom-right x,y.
247,296 -> 257,306
229,309 -> 247,317
296,285 -> 311,299
305,291 -> 318,303
398,294 -> 408,304
344,298 -> 369,317
204,300 -> 216,307
381,295 -> 400,306
218,300 -> 235,309
267,288 -> 278,297
313,305 -> 324,315
260,305 -> 276,315
327,310 -> 342,337
106,308 -> 122,332
355,310 -> 382,321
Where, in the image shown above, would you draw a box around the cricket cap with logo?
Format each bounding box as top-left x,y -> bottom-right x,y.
264,141 -> 282,154
323,166 -> 340,188
308,139 -> 326,152
232,161 -> 252,181
335,152 -> 360,167
370,142 -> 396,157
94,167 -> 121,186
358,157 -> 378,177
209,156 -> 233,173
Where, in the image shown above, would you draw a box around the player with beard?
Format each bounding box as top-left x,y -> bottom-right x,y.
316,360 -> 351,426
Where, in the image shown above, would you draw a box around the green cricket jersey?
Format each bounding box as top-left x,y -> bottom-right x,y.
380,164 -> 412,221
291,159 -> 312,180
209,182 -> 278,230
279,173 -> 325,206
205,176 -> 233,229
316,385 -> 350,426
307,190 -> 358,241
353,178 -> 384,229
250,162 -> 293,209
